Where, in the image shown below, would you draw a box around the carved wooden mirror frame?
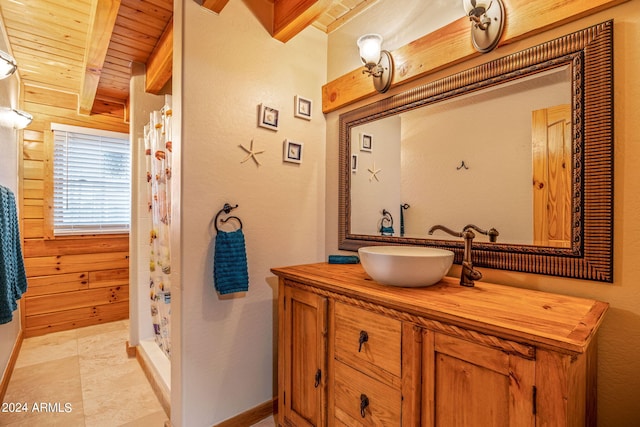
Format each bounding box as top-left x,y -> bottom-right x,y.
338,21 -> 613,282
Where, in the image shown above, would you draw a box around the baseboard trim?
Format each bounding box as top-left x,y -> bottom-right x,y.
213,398 -> 277,427
0,329 -> 24,401
136,345 -> 171,418
126,340 -> 137,358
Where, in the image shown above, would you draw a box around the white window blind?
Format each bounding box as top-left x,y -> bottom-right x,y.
52,124 -> 130,235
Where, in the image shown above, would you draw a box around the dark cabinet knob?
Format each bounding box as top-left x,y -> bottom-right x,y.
314,369 -> 321,388
358,330 -> 369,352
360,393 -> 369,418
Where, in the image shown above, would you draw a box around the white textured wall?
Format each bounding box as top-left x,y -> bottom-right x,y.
325,0 -> 640,425
400,70 -> 569,243
350,116 -> 401,235
0,32 -> 22,384
173,1 -> 327,425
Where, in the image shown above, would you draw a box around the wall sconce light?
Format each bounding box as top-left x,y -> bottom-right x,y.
462,0 -> 505,53
0,50 -> 17,80
357,34 -> 394,93
0,108 -> 33,129
11,109 -> 32,129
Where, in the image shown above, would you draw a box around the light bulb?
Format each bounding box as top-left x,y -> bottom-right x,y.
357,34 -> 383,67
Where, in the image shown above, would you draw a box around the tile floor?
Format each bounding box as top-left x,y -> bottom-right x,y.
1,320 -> 276,427
1,320 -> 167,426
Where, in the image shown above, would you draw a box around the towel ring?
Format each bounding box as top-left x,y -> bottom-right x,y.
214,203 -> 243,232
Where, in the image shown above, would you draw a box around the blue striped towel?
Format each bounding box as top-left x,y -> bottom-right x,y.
0,185 -> 28,324
214,229 -> 249,295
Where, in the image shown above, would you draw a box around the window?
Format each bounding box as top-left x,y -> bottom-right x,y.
52,124 -> 130,235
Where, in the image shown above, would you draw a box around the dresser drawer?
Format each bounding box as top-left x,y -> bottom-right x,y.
334,360 -> 402,426
334,302 -> 402,380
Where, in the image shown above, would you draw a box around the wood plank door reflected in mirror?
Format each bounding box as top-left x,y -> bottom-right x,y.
532,104 -> 572,248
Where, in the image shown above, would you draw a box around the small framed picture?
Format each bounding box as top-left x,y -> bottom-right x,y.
360,133 -> 373,152
259,104 -> 279,131
351,154 -> 358,172
284,139 -> 303,164
294,95 -> 312,120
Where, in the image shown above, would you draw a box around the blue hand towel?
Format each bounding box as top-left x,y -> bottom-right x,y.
0,186 -> 28,324
214,229 -> 249,295
380,226 -> 394,236
328,255 -> 360,264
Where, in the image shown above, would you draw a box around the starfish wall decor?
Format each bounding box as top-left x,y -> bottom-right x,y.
239,139 -> 265,166
368,160 -> 382,182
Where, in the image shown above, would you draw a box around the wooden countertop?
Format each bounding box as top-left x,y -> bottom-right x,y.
271,263 -> 608,354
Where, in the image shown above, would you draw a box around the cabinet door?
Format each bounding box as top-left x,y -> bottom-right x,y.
279,283 -> 328,427
422,331 -> 535,427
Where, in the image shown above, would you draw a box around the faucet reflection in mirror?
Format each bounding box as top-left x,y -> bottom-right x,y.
357,34 -> 394,93
462,0 -> 505,53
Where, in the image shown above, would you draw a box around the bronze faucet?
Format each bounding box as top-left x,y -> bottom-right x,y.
428,224 -> 483,287
462,224 -> 499,243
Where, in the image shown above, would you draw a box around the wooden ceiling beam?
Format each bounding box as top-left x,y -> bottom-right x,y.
200,0 -> 231,14
197,0 -> 335,43
145,17 -> 173,94
79,0 -> 122,116
273,0 -> 333,42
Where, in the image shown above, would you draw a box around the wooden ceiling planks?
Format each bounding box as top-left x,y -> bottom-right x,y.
0,0 -> 91,97
0,0 -> 369,120
95,0 -> 172,115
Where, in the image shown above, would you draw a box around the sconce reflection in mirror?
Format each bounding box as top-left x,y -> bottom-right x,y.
357,34 -> 394,93
462,0 -> 505,53
0,50 -> 17,80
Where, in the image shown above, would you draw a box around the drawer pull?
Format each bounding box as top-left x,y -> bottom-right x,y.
358,330 -> 369,352
360,393 -> 369,418
314,369 -> 321,388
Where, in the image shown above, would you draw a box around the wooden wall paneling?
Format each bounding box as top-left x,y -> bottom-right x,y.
22,180 -> 44,200
321,0 -> 629,113
22,159 -> 44,180
23,251 -> 129,277
26,272 -> 89,297
24,301 -> 129,337
25,285 -> 129,316
22,199 -> 44,220
23,235 -> 129,257
89,268 -> 129,288
42,130 -> 54,239
22,220 -> 45,239
22,131 -> 44,162
19,66 -> 131,337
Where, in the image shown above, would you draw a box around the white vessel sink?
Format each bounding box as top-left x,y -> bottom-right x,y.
358,246 -> 454,287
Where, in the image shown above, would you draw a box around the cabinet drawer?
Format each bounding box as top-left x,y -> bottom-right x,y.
334,302 -> 402,380
334,360 -> 402,426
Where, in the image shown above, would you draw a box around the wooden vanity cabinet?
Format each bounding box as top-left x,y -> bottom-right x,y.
423,330 -> 535,426
278,284 -> 328,427
273,263 -> 608,427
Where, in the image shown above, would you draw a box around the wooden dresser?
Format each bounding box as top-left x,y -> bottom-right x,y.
272,263 -> 608,427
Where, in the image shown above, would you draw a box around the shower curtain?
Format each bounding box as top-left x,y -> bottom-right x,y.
144,96 -> 172,358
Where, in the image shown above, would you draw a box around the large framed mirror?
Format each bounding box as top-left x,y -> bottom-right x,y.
339,21 -> 613,282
